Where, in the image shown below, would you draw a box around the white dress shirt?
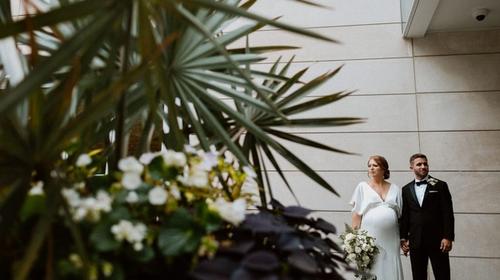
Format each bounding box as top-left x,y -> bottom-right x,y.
414,176 -> 429,206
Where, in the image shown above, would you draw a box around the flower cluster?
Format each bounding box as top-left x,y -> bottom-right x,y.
340,224 -> 379,279
42,145 -> 259,279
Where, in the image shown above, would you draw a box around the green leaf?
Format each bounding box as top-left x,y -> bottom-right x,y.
158,208 -> 202,256
20,194 -> 45,221
90,222 -> 121,252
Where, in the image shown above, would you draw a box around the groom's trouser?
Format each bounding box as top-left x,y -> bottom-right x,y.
410,245 -> 450,280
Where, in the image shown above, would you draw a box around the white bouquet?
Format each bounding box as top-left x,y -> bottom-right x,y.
340,224 -> 379,280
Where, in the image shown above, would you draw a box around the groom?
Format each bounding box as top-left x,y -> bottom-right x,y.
399,153 -> 454,280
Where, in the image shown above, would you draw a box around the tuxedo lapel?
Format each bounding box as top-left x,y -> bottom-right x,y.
408,181 -> 420,207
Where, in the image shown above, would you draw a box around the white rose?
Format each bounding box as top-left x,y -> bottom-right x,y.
355,246 -> 362,253
148,186 -> 168,205
345,233 -> 355,241
345,246 -> 353,253
76,154 -> 92,167
362,243 -> 369,251
122,172 -> 142,190
126,191 -> 139,204
118,157 -> 143,174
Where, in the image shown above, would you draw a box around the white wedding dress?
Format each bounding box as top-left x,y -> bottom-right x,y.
350,182 -> 404,280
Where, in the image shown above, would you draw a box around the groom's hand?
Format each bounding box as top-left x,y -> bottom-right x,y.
440,238 -> 452,253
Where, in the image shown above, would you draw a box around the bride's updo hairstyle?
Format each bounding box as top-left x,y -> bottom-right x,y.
368,155 -> 390,179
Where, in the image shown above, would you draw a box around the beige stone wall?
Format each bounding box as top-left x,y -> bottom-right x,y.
247,0 -> 500,279
8,0 -> 500,278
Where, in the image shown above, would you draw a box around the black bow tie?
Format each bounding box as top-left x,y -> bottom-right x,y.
416,180 -> 427,186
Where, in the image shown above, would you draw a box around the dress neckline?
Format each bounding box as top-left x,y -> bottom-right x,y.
365,181 -> 392,202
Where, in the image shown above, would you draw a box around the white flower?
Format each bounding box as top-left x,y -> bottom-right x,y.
62,188 -> 81,208
118,157 -> 144,174
162,150 -> 187,167
29,181 -> 44,195
177,165 -> 208,188
110,220 -> 147,251
133,242 -> 143,251
199,151 -> 218,170
126,191 -> 139,204
76,154 -> 92,167
148,186 -> 168,205
139,152 -> 161,165
345,233 -> 355,241
345,246 -> 353,253
184,145 -> 197,154
355,246 -> 362,253
121,172 -> 142,190
212,198 -> 246,226
169,183 -> 181,200
95,190 -> 112,212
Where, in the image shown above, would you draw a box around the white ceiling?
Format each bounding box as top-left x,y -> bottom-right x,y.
429,0 -> 500,32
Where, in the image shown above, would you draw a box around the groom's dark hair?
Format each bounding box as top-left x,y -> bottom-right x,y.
409,153 -> 427,164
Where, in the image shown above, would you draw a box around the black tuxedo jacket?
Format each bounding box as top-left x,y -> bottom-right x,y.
399,176 -> 455,249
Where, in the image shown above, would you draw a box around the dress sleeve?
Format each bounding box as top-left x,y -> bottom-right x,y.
395,184 -> 403,218
349,183 -> 364,215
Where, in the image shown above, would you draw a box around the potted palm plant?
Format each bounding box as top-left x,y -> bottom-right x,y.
0,0 -> 362,279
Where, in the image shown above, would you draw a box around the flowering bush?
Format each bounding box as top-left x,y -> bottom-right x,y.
340,224 -> 379,280
22,146 -> 258,279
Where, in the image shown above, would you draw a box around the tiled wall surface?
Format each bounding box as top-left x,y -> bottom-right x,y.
7,0 -> 500,279
247,0 -> 500,279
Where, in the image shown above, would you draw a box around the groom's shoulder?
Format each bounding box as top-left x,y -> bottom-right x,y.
402,181 -> 413,190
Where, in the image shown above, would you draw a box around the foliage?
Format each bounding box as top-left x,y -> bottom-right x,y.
192,199 -> 349,279
5,147 -> 256,279
0,0 -> 361,278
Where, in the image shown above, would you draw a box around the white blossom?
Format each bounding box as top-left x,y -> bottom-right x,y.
29,181 -> 44,195
177,165 -> 208,188
148,186 -> 168,205
118,157 -> 144,174
139,152 -> 161,165
121,172 -> 142,190
76,154 -> 92,167
62,188 -> 81,208
162,150 -> 187,167
199,151 -> 218,170
110,220 -> 147,251
126,191 -> 139,204
212,198 -> 246,226
169,183 -> 181,200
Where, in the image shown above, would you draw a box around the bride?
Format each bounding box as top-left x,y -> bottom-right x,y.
350,155 -> 404,280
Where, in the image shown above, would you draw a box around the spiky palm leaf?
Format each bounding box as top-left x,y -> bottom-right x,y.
0,0 -> 360,278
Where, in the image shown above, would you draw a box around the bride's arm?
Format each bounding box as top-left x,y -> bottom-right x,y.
352,213 -> 362,230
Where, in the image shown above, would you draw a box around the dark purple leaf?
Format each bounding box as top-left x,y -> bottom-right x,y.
312,218 -> 336,234
288,251 -> 318,274
283,206 -> 313,219
242,251 -> 280,272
